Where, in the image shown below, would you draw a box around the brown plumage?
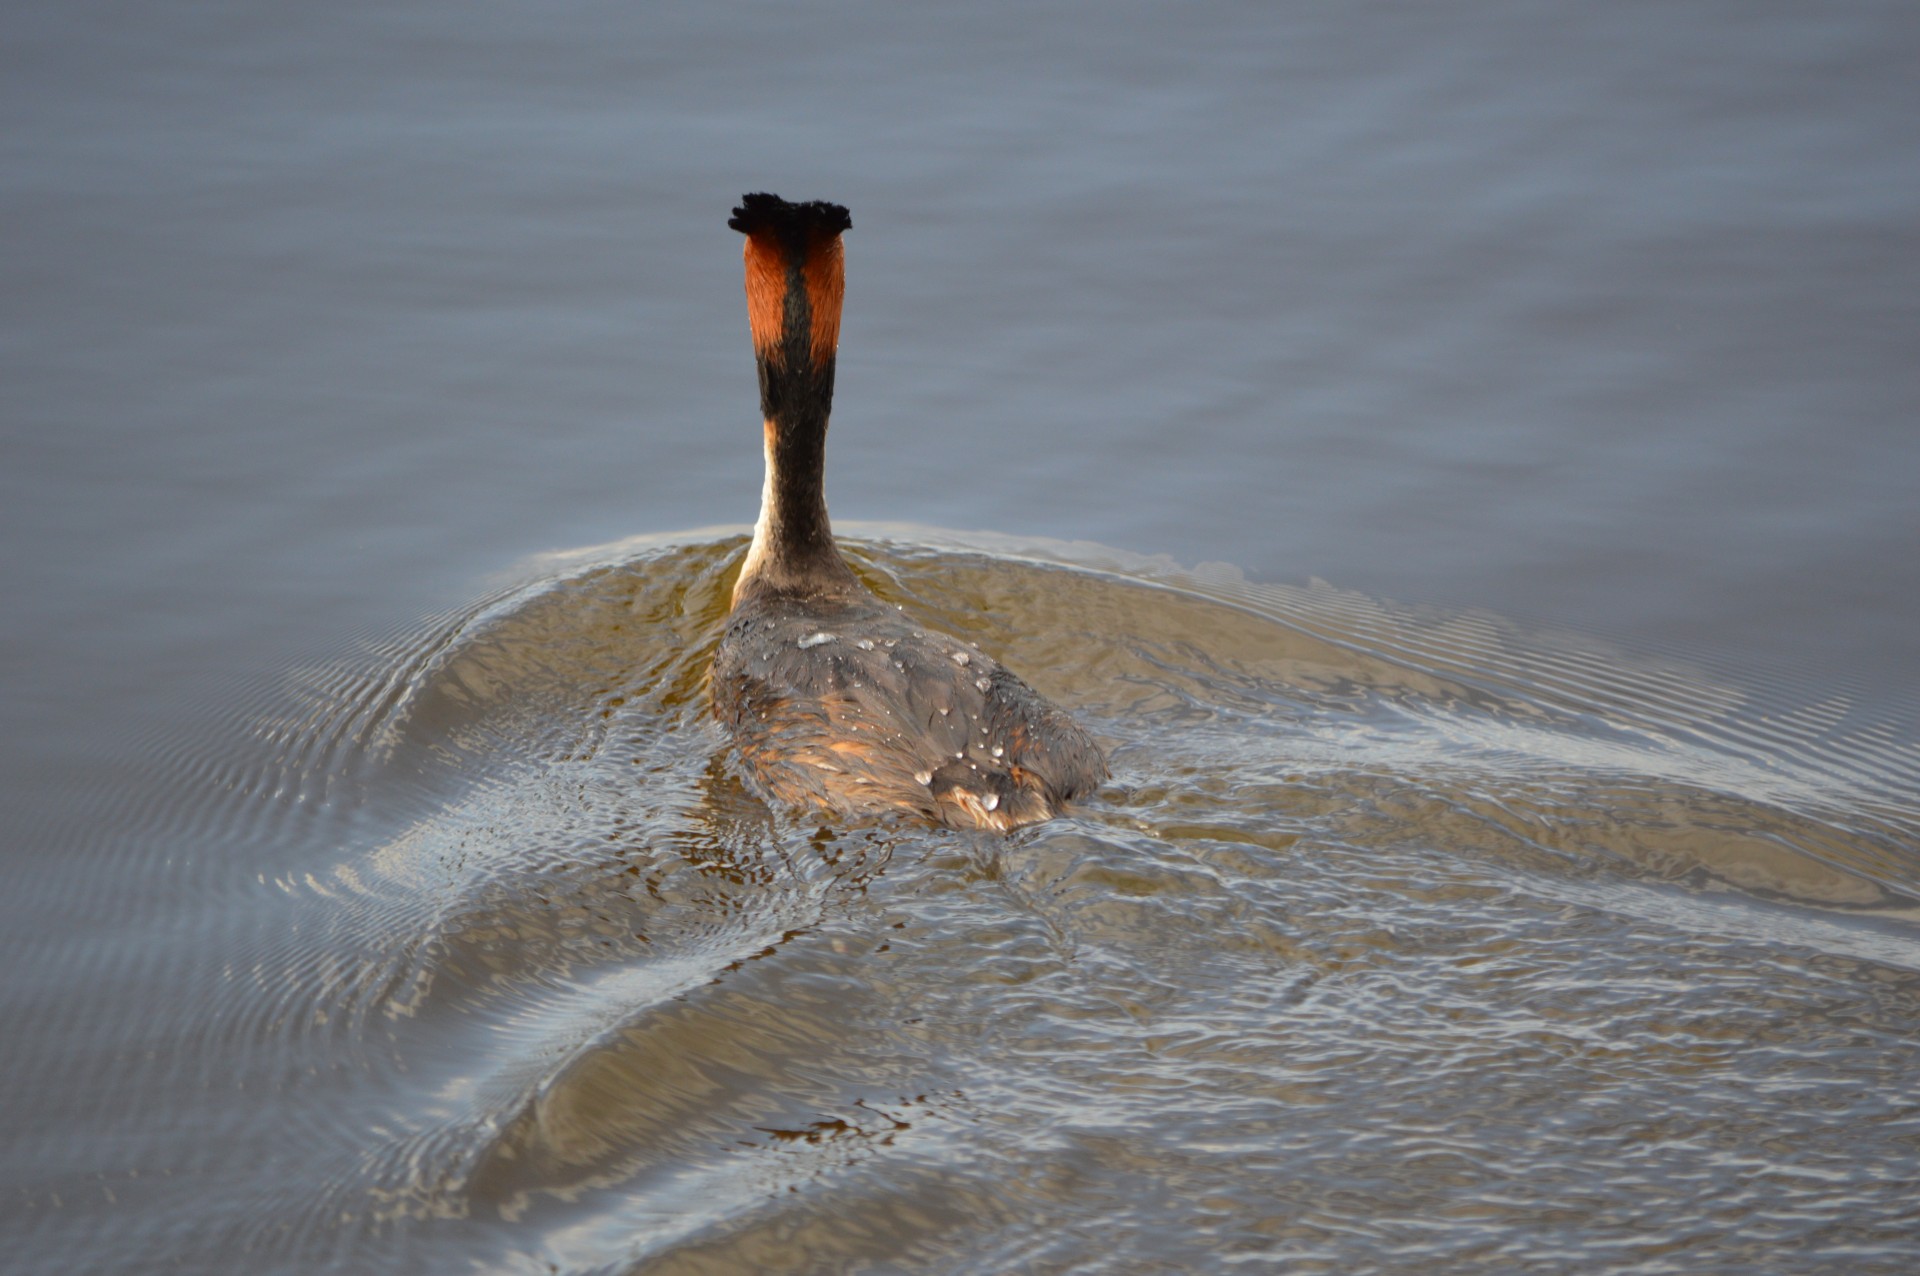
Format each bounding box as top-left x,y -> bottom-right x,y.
711,193 -> 1107,831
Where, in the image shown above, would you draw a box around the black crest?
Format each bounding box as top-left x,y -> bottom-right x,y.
727,192 -> 852,241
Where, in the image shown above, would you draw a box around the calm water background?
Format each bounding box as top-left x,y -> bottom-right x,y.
5,3 -> 1918,1272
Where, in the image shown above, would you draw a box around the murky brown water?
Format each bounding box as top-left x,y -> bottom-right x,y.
7,2 -> 1920,1271
14,531 -> 1918,1272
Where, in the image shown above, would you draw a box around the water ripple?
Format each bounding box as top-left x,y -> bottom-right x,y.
27,528 -> 1920,1274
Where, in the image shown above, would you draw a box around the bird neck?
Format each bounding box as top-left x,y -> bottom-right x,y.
729,195 -> 859,605
738,392 -> 857,602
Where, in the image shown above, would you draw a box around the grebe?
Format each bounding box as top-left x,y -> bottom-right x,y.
712,192 -> 1107,831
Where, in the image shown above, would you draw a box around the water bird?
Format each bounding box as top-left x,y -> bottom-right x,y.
711,193 -> 1108,830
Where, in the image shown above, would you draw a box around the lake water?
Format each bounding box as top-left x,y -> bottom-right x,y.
5,3 -> 1918,1273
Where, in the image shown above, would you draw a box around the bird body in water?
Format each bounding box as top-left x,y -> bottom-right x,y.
712,193 -> 1107,831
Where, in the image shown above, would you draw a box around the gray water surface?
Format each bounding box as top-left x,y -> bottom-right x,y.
5,3 -> 1918,1273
